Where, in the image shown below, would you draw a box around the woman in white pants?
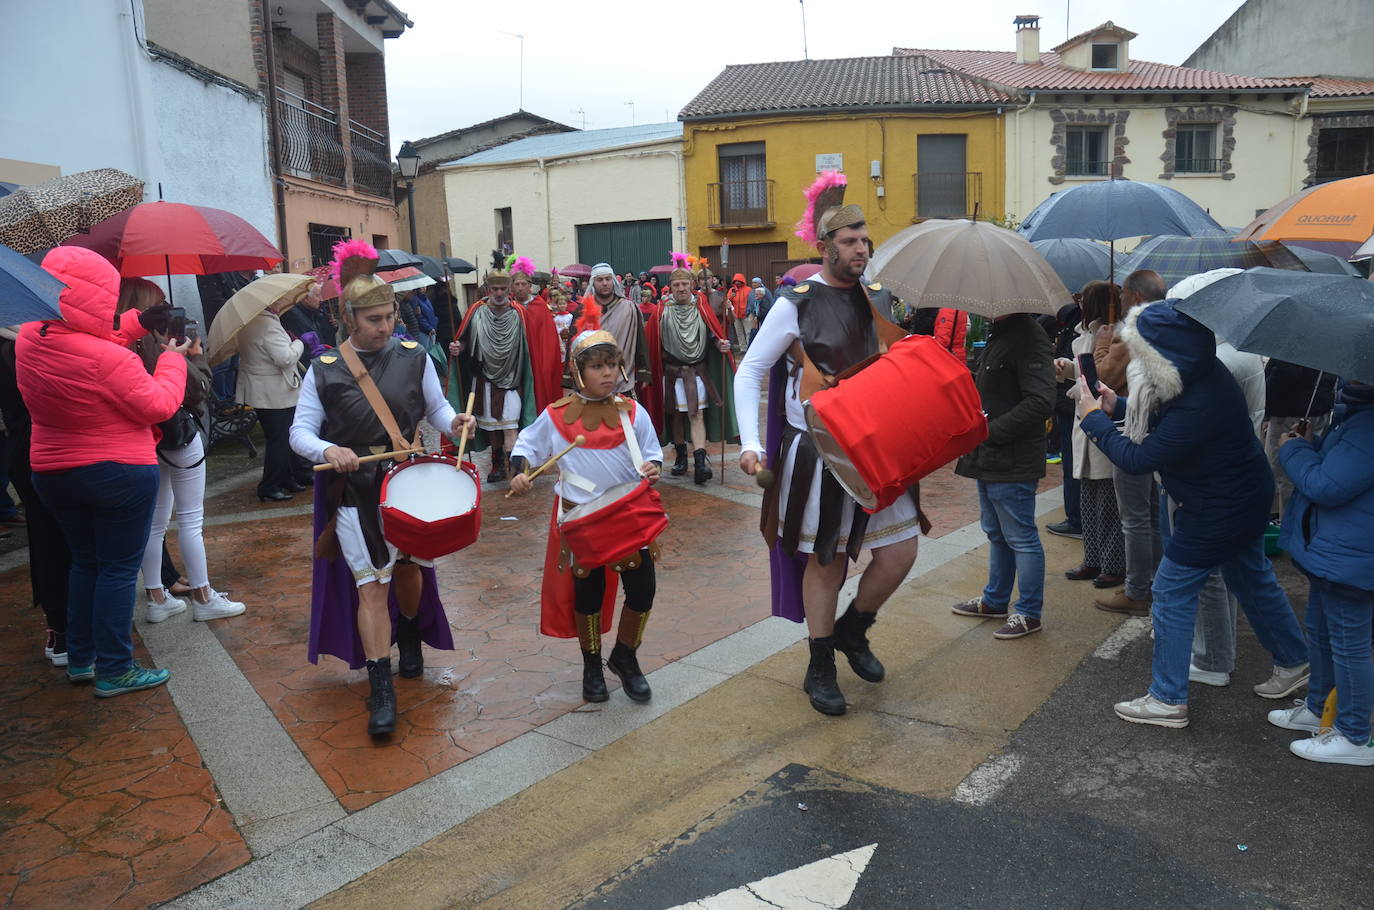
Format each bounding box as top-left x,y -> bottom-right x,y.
118,280 -> 245,622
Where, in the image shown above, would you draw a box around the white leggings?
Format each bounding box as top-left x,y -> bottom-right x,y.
140,435 -> 210,590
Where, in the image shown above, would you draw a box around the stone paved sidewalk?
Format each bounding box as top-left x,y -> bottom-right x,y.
0,445 -> 1063,908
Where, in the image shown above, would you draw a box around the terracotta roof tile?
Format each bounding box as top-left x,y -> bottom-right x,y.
1305,77 -> 1374,98
678,55 -> 1012,120
893,48 -> 1308,92
1049,20 -> 1137,54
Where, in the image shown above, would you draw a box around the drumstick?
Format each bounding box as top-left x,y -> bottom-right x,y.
455,391 -> 476,466
504,435 -> 585,498
312,447 -> 423,472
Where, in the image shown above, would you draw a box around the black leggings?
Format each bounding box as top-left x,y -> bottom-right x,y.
573,550 -> 655,615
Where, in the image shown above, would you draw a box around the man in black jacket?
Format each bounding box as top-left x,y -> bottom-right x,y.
952,313 -> 1056,638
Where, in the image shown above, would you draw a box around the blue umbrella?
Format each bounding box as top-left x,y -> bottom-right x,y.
0,242 -> 64,325
1112,234 -> 1307,285
0,182 -> 18,198
1018,179 -> 1226,242
1030,238 -> 1111,294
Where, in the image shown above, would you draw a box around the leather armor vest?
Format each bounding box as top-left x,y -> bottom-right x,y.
312,338 -> 428,451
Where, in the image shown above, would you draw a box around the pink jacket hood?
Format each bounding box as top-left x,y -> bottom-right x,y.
42,246 -> 124,341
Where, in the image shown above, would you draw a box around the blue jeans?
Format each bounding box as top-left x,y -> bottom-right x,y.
33,462 -> 159,678
978,480 -> 1045,620
1149,537 -> 1308,705
1301,574 -> 1373,744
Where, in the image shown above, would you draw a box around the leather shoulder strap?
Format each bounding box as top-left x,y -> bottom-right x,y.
337,341 -> 413,452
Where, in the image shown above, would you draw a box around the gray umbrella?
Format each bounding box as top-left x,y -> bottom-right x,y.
375,248 -> 423,270
1173,268 -> 1374,383
1282,242 -> 1360,276
1030,238 -> 1111,294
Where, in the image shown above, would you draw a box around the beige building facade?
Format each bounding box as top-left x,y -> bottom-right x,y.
439,124 -> 684,297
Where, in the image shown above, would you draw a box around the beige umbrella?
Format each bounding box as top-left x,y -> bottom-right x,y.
0,168 -> 144,254
870,219 -> 1071,318
207,272 -> 314,366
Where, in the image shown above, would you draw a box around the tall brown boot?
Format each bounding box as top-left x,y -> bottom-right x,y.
575,611 -> 608,702
607,607 -> 651,702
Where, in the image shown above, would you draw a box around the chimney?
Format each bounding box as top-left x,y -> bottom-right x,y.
1014,14 -> 1041,64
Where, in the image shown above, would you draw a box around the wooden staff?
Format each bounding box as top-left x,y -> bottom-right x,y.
455,391 -> 476,466
313,446 -> 423,472
504,434 -> 585,498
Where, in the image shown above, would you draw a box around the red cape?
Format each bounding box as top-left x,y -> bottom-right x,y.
518,294 -> 565,412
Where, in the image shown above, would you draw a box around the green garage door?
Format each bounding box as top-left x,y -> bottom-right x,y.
576,219 -> 673,276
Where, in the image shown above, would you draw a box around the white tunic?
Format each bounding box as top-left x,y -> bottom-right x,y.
511,398 -> 664,505
733,276 -> 921,554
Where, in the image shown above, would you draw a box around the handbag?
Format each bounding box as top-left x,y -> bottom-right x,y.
157,406 -> 204,458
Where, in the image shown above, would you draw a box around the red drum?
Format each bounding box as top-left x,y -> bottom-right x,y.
559,479 -> 668,569
380,455 -> 482,560
804,334 -> 988,513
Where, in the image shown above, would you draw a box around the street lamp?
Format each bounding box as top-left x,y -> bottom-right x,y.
396,140 -> 421,253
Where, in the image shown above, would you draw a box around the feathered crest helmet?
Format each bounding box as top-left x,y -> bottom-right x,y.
795,171 -> 863,244
329,239 -> 394,312
485,269 -> 511,288
568,328 -> 627,391
506,254 -> 537,279
668,251 -> 693,283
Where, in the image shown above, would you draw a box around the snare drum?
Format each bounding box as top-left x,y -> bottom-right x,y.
804,334 -> 987,513
380,455 -> 482,560
559,479 -> 668,570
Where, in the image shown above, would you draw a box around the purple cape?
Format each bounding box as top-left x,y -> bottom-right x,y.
767,359 -> 810,623
307,475 -> 455,669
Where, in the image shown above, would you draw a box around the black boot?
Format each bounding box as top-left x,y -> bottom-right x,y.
803,637 -> 846,716
833,605 -> 885,682
582,650 -> 609,702
487,448 -> 506,483
396,614 -> 424,678
671,444 -> 689,476
606,642 -> 652,702
366,658 -> 397,736
693,448 -> 713,485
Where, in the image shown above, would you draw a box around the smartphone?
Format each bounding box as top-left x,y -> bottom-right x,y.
1077,353 -> 1102,399
183,320 -> 199,344
166,306 -> 187,342
1295,418 -> 1309,437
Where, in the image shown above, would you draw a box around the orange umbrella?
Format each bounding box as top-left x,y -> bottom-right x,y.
1235,174 -> 1374,243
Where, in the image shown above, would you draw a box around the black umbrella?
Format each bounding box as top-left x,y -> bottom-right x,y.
375,248 -> 423,270
446,257 -> 475,274
1174,268 -> 1374,383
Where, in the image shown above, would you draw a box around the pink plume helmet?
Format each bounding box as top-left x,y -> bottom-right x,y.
329,238 -> 379,292
512,255 -> 536,277
669,251 -> 690,269
794,171 -> 848,244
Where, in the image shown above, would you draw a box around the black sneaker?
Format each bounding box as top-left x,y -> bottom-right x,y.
1045,520 -> 1083,539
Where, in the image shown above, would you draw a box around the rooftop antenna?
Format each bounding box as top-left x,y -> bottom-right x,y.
499,31 -> 525,109
801,0 -> 810,60
1066,1 -> 1070,41
624,101 -> 635,125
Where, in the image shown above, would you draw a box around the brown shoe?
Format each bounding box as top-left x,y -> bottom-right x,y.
1094,589 -> 1151,616
1065,564 -> 1101,581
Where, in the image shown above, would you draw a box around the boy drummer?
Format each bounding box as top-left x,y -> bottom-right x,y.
508,329 -> 664,704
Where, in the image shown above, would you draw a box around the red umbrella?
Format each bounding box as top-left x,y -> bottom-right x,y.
648,263 -> 674,276
560,263 -> 592,279
64,200 -> 282,276
784,262 -> 821,283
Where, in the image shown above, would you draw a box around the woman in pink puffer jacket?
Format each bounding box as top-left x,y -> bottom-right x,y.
16,246 -> 193,698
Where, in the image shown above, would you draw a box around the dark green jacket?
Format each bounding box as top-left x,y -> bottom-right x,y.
955,314 -> 1056,483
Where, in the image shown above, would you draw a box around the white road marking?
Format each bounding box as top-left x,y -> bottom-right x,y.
952,752 -> 1023,807
664,843 -> 877,910
1092,616 -> 1152,660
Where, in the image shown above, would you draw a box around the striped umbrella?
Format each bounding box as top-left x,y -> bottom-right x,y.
1112,235 -> 1307,285
63,200 -> 281,276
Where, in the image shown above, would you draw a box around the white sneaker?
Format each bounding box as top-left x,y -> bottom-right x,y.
146,594 -> 188,623
192,590 -> 246,621
1189,663 -> 1230,687
1114,693 -> 1189,728
1289,730 -> 1374,766
1268,700 -> 1323,733
1253,663 -> 1311,699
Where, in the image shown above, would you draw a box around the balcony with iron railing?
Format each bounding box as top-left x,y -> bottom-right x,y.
348,119 -> 392,199
912,172 -> 984,221
1065,159 -> 1112,177
1174,158 -> 1224,174
707,179 -> 776,229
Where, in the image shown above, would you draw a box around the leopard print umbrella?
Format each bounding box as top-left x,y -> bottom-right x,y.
0,168 -> 144,254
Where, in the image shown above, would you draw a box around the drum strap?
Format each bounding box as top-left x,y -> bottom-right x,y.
338,341 -> 418,453
621,409 -> 645,469
790,287 -> 907,402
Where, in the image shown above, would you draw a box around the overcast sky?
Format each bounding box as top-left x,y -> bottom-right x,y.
384,0 -> 1247,153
